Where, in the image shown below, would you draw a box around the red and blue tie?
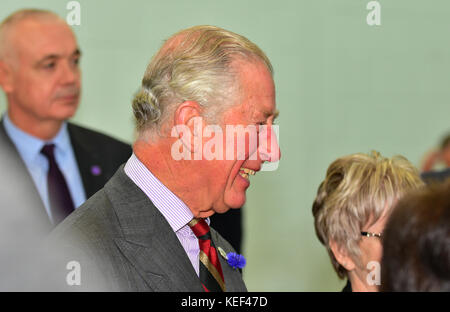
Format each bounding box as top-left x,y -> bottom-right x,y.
189,218 -> 225,292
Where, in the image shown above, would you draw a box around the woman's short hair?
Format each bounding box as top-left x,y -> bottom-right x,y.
381,180 -> 450,291
312,151 -> 424,279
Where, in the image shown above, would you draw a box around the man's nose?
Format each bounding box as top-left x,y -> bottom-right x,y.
257,125 -> 281,163
59,60 -> 79,84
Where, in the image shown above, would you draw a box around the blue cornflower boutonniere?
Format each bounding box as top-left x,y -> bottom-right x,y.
218,247 -> 246,269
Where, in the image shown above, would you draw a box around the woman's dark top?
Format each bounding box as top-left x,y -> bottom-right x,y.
342,280 -> 352,292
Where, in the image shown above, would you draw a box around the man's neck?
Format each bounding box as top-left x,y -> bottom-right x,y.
8,108 -> 63,140
134,139 -> 214,219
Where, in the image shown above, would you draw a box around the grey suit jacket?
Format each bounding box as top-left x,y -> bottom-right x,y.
49,165 -> 247,292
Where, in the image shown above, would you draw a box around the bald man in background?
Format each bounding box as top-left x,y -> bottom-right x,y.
0,9 -> 132,286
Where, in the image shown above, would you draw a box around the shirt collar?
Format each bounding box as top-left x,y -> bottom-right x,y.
124,153 -> 206,234
3,113 -> 71,162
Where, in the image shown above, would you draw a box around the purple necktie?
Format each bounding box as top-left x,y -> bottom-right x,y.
41,144 -> 75,225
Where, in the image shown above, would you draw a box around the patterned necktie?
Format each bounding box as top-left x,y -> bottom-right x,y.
189,218 -> 226,292
41,144 -> 75,225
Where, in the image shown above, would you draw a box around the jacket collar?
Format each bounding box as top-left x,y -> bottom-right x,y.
104,166 -> 204,291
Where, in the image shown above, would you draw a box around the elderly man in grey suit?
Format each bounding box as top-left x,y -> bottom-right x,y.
49,25 -> 280,292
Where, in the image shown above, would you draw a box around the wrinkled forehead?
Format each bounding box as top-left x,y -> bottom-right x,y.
234,59 -> 276,114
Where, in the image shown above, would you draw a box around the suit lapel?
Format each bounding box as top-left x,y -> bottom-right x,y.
67,123 -> 105,198
104,167 -> 204,291
211,230 -> 247,292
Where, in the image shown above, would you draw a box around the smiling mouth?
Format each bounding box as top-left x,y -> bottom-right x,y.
239,167 -> 256,180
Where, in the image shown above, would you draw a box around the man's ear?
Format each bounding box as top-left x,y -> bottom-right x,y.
0,60 -> 14,93
329,239 -> 356,271
173,101 -> 204,154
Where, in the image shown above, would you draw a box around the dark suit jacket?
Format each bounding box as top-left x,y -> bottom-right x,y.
0,119 -> 132,231
0,120 -> 132,290
48,166 -> 247,292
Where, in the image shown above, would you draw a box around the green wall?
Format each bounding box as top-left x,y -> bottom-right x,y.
1,0 -> 449,291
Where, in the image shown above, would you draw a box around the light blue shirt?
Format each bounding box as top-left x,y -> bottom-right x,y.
3,113 -> 86,224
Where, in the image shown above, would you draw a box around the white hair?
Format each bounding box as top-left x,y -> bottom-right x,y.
132,25 -> 273,140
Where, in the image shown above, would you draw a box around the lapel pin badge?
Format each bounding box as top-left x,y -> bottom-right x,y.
90,165 -> 102,176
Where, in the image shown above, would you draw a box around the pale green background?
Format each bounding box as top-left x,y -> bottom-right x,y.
1,0 -> 449,291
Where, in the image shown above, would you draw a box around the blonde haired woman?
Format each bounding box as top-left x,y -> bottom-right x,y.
312,151 -> 424,291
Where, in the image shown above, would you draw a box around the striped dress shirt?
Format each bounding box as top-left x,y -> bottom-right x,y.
124,153 -> 207,276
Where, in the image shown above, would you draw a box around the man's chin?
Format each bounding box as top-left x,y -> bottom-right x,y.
222,193 -> 246,211
51,107 -> 78,121
196,210 -> 216,219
